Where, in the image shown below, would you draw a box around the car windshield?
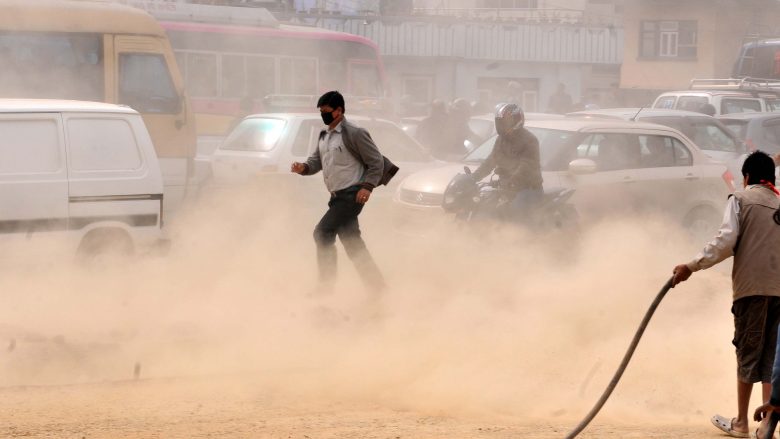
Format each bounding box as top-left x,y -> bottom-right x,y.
720,120 -> 749,140
221,118 -> 286,152
468,118 -> 495,140
361,121 -> 433,162
463,127 -> 573,170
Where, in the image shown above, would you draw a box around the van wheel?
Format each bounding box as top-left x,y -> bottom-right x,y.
77,229 -> 135,265
683,206 -> 720,243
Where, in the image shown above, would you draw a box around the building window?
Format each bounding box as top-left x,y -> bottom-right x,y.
640,20 -> 697,59
480,0 -> 539,8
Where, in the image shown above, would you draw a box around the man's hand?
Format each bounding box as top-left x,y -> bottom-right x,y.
754,402 -> 780,422
291,162 -> 306,175
356,188 -> 372,204
672,264 -> 692,287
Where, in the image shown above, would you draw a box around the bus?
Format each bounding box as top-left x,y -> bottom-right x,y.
0,0 -> 197,213
733,38 -> 780,80
148,6 -> 389,136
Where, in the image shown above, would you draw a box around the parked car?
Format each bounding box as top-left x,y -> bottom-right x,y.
568,108 -> 747,178
717,112 -> 780,154
652,90 -> 780,115
0,99 -> 166,258
394,119 -> 734,239
211,113 -> 443,197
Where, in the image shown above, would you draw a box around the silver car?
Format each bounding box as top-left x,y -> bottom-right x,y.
394,119 -> 734,238
211,113 -> 441,196
568,108 -> 747,179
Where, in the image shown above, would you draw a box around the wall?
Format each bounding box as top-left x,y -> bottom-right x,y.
621,0 -> 780,92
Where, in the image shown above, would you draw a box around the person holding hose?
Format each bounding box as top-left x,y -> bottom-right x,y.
673,151 -> 780,438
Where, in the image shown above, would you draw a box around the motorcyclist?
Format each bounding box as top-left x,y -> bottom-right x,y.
470,103 -> 543,222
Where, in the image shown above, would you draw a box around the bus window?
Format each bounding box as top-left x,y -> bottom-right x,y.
350,62 -> 381,97
319,60 -> 346,92
0,33 -> 103,101
280,57 -> 317,95
186,52 -> 218,97
246,56 -> 276,99
119,53 -> 180,114
221,55 -> 245,98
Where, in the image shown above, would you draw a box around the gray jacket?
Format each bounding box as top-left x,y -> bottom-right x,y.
303,117 -> 386,190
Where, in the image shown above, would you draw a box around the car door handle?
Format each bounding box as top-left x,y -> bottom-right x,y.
685,173 -> 700,181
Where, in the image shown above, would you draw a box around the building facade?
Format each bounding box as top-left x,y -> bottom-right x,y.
286,0 -> 624,115
620,0 -> 780,103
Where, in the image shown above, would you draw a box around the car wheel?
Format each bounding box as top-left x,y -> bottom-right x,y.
683,206 -> 721,244
76,228 -> 135,266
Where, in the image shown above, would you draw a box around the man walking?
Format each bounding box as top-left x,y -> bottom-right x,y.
673,151 -> 780,438
291,91 -> 386,293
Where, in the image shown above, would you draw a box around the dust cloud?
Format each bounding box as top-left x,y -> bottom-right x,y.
0,182 -> 745,428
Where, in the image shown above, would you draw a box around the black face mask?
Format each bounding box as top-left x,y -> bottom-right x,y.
321,110 -> 335,125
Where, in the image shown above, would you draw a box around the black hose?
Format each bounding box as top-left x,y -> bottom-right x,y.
564,277 -> 674,439
764,412 -> 780,439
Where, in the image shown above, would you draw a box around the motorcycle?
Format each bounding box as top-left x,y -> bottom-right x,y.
442,166 -> 579,232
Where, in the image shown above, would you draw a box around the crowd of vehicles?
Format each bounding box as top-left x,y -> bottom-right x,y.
393,118 -> 734,239
0,0 -> 200,214
6,0 -> 780,259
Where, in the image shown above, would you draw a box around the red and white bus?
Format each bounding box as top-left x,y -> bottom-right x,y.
161,19 -> 388,136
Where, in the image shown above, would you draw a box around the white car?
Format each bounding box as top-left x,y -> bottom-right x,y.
394,119 -> 734,238
211,113 -> 443,197
0,99 -> 166,258
652,90 -> 780,115
568,108 -> 748,179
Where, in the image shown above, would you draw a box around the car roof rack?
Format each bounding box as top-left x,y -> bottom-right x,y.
689,77 -> 780,97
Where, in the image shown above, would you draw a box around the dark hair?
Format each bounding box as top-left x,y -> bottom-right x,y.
742,150 -> 776,185
317,91 -> 345,113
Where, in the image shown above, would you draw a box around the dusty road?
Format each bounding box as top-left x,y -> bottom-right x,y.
0,376 -> 716,439
0,193 -> 758,439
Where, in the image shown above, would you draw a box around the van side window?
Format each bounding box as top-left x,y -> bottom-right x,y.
0,119 -> 61,174
119,54 -> 180,114
68,118 -> 142,171
676,96 -> 708,111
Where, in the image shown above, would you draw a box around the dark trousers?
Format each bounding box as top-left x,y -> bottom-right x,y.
313,185 -> 385,292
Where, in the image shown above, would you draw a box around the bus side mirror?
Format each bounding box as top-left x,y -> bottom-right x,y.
175,91 -> 187,130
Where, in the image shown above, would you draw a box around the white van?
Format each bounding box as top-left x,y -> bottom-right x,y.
0,100 -> 165,258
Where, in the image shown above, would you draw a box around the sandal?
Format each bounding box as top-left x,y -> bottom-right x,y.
712,414 -> 750,438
